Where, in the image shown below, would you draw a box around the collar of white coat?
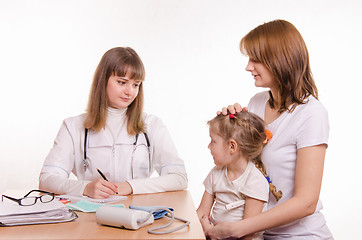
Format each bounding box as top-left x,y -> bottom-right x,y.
88,107 -> 141,147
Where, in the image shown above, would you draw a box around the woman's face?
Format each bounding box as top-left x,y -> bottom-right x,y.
245,58 -> 277,91
107,73 -> 142,109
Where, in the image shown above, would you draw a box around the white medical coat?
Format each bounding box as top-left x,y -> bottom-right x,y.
39,112 -> 188,196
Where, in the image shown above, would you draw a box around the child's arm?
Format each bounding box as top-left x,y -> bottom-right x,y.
196,190 -> 215,232
241,196 -> 265,240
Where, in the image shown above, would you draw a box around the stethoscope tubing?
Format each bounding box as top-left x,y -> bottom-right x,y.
83,128 -> 152,177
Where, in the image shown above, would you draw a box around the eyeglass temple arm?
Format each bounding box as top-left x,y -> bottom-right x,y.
23,190 -> 54,198
2,194 -> 20,203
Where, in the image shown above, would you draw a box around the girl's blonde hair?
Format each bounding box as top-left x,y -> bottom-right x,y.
208,112 -> 282,201
84,47 -> 145,135
240,19 -> 318,113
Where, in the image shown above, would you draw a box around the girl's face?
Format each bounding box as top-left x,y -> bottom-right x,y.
208,129 -> 231,167
107,73 -> 142,109
245,58 -> 277,91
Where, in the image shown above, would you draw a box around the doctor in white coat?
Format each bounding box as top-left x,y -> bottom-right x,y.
39,47 -> 188,199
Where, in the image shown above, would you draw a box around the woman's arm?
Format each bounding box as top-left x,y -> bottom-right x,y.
242,197 -> 265,240
40,118 -> 119,198
206,145 -> 327,239
197,191 -> 215,232
39,121 -> 84,195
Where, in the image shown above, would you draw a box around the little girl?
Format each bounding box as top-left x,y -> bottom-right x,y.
197,111 -> 282,240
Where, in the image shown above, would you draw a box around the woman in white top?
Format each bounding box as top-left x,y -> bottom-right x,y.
206,20 -> 333,239
39,47 -> 187,199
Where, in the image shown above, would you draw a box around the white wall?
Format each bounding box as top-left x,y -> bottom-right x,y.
0,0 -> 361,238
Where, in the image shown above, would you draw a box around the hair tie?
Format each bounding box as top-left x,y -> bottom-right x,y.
265,176 -> 272,184
265,129 -> 273,140
229,114 -> 236,119
263,129 -> 273,144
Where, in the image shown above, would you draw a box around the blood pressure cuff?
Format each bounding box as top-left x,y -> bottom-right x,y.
129,205 -> 174,220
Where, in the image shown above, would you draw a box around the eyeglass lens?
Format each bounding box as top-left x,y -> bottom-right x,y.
19,194 -> 54,206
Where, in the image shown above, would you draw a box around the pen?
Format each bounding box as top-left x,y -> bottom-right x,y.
96,168 -> 118,194
96,168 -> 108,181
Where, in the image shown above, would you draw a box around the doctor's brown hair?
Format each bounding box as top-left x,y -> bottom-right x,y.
208,112 -> 282,201
240,19 -> 318,114
84,47 -> 145,135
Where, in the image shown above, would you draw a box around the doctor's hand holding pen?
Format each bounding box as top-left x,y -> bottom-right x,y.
83,178 -> 119,199
83,179 -> 134,199
83,169 -> 132,198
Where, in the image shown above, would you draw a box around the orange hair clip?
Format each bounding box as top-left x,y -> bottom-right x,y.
265,129 -> 273,141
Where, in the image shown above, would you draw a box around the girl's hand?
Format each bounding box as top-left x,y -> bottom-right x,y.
115,181 -> 133,195
205,221 -> 239,240
200,215 -> 213,232
217,103 -> 248,115
83,179 -> 118,199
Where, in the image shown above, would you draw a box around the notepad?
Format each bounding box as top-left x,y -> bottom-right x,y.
56,194 -> 126,204
0,200 -> 77,226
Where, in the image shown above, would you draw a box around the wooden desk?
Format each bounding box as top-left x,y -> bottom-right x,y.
0,190 -> 205,240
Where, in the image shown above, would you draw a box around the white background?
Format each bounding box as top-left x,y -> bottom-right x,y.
0,0 -> 361,238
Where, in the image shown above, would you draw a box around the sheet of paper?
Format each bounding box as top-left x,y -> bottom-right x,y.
0,199 -> 67,216
0,200 -> 78,226
56,194 -> 126,204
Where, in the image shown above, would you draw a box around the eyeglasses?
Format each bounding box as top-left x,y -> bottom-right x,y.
1,190 -> 55,206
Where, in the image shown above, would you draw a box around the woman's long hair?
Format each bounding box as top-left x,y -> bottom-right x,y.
84,47 -> 145,135
240,19 -> 318,113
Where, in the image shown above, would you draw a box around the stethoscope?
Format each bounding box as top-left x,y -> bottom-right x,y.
83,128 -> 152,178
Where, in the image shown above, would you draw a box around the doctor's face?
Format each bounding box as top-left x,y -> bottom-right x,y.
107,73 -> 142,109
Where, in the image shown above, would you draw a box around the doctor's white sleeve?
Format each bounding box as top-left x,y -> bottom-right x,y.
39,121 -> 90,196
128,115 -> 188,194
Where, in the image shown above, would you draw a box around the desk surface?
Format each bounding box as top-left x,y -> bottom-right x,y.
0,190 -> 205,240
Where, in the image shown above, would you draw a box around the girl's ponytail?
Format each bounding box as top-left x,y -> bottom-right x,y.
254,159 -> 283,201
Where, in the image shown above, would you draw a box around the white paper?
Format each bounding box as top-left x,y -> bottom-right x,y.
0,199 -> 67,216
56,194 -> 126,204
0,200 -> 77,226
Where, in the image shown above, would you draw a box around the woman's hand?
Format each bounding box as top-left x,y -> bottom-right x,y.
83,179 -> 118,199
217,103 -> 248,115
205,221 -> 239,240
116,181 -> 133,195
